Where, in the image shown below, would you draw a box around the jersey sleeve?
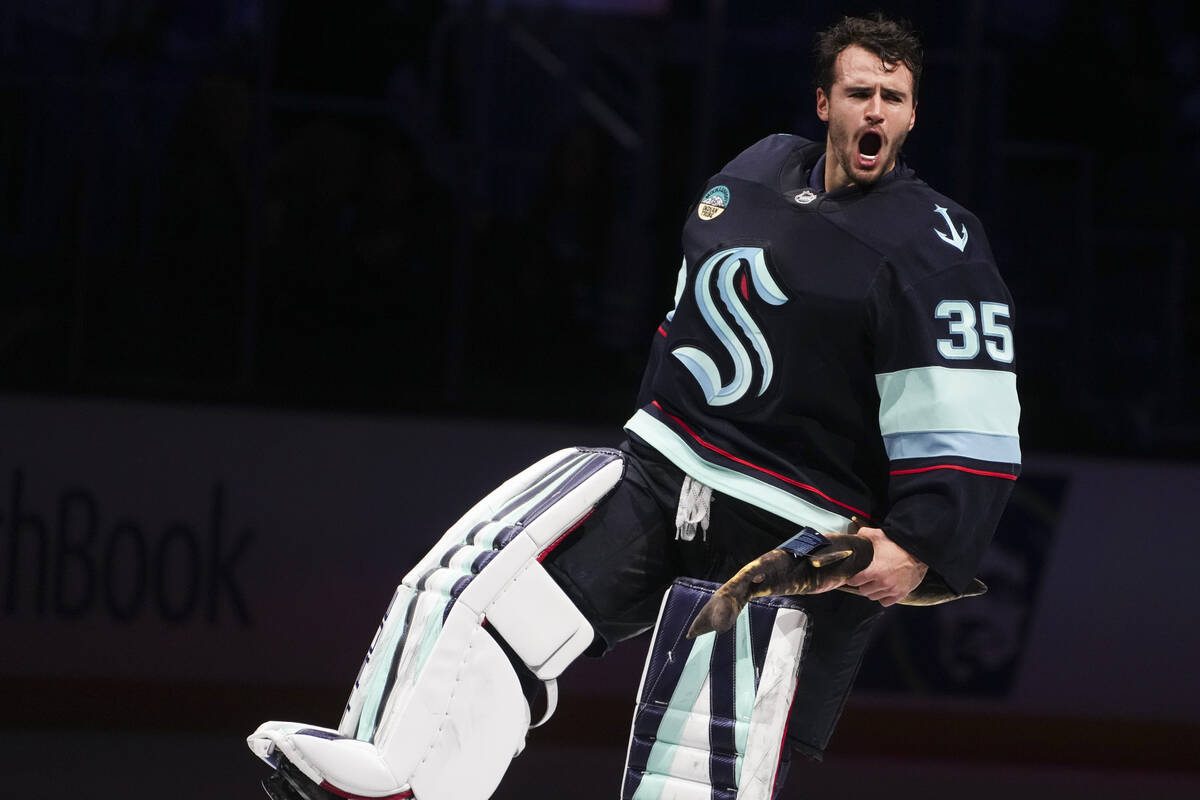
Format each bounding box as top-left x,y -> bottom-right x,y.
868,256 -> 1021,594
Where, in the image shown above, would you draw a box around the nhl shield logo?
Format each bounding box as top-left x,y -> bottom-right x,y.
698,185 -> 730,220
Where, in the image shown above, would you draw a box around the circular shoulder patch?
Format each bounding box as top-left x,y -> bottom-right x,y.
698,185 -> 730,220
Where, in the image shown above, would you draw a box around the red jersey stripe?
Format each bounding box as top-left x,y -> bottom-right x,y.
891,464 -> 1018,480
650,401 -> 871,519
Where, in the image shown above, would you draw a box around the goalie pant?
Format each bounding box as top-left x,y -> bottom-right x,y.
248,441 -> 882,799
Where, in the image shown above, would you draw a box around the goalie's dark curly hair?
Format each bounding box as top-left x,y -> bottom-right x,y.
814,13 -> 924,102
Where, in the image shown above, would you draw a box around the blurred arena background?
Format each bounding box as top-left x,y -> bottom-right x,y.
1,1 -> 1198,798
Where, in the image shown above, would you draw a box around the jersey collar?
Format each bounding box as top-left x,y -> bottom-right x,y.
788,144 -> 912,202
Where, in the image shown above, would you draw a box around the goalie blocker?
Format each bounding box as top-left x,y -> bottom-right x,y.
248,447 -> 625,800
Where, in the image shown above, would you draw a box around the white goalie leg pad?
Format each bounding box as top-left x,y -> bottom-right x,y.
249,447 -> 624,800
622,578 -> 809,800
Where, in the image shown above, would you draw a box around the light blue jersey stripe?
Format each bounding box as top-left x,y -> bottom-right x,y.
624,410 -> 855,534
883,430 -> 1021,464
875,366 -> 1020,439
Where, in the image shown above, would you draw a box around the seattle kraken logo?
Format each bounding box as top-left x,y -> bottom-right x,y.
672,247 -> 788,406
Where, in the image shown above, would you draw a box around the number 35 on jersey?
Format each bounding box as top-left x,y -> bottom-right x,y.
935,300 -> 1013,363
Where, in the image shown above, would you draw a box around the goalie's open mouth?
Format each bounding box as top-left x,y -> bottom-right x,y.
857,131 -> 882,168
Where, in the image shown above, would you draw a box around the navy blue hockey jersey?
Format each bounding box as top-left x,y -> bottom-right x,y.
626,134 -> 1020,593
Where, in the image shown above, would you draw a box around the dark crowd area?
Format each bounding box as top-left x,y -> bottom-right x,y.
1,0 -> 1197,458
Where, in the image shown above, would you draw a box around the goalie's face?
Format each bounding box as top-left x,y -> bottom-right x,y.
816,44 -> 917,192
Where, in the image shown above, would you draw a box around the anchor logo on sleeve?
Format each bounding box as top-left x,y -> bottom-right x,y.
933,204 -> 969,252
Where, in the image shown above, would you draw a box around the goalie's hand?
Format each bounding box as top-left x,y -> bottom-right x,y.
685,533 -> 874,638
842,525 -> 927,607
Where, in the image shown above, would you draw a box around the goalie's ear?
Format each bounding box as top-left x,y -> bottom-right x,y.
806,549 -> 854,568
